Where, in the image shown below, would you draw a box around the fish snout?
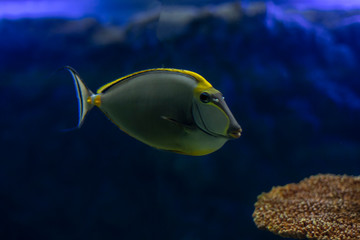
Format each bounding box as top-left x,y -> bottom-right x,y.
228,126 -> 242,139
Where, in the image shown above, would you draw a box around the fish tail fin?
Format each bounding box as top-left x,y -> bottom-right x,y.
64,66 -> 94,128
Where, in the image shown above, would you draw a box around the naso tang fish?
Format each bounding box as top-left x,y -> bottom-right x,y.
65,67 -> 242,156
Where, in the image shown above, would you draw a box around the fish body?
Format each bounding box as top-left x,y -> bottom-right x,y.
66,67 -> 241,156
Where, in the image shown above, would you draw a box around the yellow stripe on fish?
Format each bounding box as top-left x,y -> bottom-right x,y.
97,68 -> 213,94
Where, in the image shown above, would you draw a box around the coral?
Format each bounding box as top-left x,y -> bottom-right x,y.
253,174 -> 360,240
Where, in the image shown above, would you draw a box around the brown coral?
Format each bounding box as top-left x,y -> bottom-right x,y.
253,174 -> 360,240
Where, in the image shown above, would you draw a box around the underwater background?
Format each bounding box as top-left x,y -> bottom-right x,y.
1,0 -> 360,239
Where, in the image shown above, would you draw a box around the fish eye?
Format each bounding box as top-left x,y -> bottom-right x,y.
200,92 -> 211,103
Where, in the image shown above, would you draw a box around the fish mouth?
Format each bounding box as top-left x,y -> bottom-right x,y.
228,128 -> 242,139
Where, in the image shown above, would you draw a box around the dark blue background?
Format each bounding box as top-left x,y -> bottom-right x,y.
1,1 -> 360,239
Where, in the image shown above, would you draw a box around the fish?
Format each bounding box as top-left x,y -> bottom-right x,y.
65,66 -> 242,156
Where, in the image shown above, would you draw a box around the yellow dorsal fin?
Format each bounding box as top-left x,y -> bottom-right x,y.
179,69 -> 213,92
96,68 -> 212,94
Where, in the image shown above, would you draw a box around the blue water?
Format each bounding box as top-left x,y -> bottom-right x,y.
1,1 -> 360,239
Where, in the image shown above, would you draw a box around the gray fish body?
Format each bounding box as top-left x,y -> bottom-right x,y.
99,71 -> 227,154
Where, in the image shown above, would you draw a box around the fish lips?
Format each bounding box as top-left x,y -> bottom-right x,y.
227,126 -> 242,139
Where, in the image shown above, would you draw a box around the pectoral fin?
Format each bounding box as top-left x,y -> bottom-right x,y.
161,116 -> 194,131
